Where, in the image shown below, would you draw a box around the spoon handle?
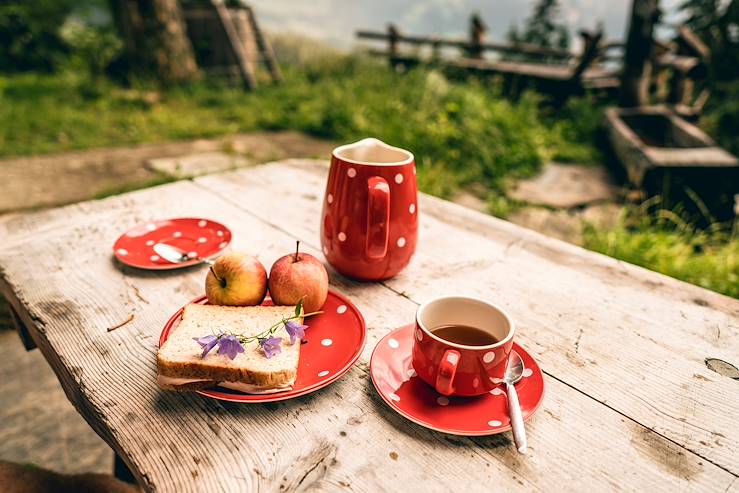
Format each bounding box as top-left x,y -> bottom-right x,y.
506,382 -> 527,454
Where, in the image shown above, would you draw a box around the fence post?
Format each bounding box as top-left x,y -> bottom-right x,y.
387,23 -> 400,68
468,14 -> 487,59
619,0 -> 661,107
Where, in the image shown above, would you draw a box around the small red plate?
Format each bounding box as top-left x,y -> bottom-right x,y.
159,290 -> 366,402
113,218 -> 232,270
370,324 -> 545,436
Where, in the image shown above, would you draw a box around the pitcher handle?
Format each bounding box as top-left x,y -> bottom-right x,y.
366,176 -> 390,259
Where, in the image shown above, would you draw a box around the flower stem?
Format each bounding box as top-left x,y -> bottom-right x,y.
230,311 -> 320,345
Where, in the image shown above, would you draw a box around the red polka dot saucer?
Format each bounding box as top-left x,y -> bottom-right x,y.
113,218 -> 231,270
370,324 -> 545,436
159,290 -> 366,403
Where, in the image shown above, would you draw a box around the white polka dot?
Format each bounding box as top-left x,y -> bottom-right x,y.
347,168 -> 356,178
145,223 -> 156,231
173,231 -> 182,238
219,242 -> 228,249
437,396 -> 449,406
217,230 -> 224,237
388,338 -> 399,349
389,392 -> 401,402
490,388 -> 504,396
150,255 -> 160,262
117,248 -> 128,256
338,232 -> 347,242
145,240 -> 155,246
488,420 -> 503,427
318,370 -> 329,377
406,368 -> 416,378
336,305 -> 347,314
415,329 -> 423,341
483,351 -> 495,364
473,378 -> 480,388
489,377 -> 504,385
327,194 -> 334,204
321,338 -> 333,347
413,166 -> 417,175
523,368 -> 533,378
397,237 -> 406,247
198,220 -> 207,227
322,245 -> 329,255
197,237 -> 207,244
187,251 -> 198,258
409,203 -> 416,214
394,173 -> 404,184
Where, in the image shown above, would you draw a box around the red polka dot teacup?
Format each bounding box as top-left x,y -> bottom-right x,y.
412,296 -> 515,397
321,138 -> 418,281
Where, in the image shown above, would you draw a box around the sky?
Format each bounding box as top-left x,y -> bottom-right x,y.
250,0 -> 683,50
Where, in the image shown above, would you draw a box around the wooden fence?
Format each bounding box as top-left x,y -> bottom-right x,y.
357,14 -> 709,110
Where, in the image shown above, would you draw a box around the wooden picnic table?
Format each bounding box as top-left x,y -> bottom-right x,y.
1,159 -> 738,492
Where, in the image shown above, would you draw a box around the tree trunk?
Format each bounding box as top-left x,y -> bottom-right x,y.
619,0 -> 660,107
110,0 -> 198,83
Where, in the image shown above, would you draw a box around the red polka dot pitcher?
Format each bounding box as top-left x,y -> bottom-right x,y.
321,138 -> 418,281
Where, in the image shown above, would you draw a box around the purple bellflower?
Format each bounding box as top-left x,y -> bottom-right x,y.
285,320 -> 308,344
217,335 -> 245,360
259,336 -> 283,358
193,334 -> 219,358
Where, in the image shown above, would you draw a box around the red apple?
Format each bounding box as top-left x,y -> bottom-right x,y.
205,252 -> 267,306
269,242 -> 328,313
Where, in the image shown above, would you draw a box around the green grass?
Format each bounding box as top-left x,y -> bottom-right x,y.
583,203 -> 738,298
0,55 -> 600,197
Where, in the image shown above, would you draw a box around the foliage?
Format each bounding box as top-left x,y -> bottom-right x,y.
678,0 -> 739,83
0,1 -> 77,72
507,0 -> 569,50
582,200 -> 738,298
542,96 -> 604,163
701,80 -> 739,155
60,22 -> 122,96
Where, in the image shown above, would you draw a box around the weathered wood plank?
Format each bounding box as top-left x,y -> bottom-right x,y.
0,163 -> 736,491
195,159 -> 739,476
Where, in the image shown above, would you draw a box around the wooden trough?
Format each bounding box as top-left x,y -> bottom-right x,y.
605,106 -> 738,219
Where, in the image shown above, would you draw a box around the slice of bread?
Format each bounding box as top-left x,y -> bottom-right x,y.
157,303 -> 302,390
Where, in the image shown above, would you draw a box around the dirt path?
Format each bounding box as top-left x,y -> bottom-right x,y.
1,131 -> 336,213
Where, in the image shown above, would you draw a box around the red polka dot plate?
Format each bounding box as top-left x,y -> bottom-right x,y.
113,218 -> 231,270
370,324 -> 545,436
159,290 -> 366,403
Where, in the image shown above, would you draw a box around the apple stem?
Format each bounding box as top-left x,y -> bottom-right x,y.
294,240 -> 300,262
209,265 -> 226,287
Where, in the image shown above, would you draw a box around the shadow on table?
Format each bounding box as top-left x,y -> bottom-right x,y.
151,367 -> 511,451
110,257 -> 208,279
362,375 -> 513,450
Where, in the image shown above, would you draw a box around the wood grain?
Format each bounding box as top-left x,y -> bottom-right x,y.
196,160 -> 739,475
0,160 -> 736,492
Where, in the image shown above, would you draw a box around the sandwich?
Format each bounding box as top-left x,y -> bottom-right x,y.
157,303 -> 302,394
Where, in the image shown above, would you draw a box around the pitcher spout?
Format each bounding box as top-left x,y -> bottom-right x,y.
333,138 -> 414,166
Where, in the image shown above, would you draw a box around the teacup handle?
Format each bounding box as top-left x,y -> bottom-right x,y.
436,349 -> 460,396
366,176 -> 390,259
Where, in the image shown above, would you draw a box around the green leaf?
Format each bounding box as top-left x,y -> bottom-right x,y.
295,298 -> 303,317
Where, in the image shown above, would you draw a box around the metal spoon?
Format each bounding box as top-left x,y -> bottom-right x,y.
153,243 -> 214,265
505,351 -> 527,454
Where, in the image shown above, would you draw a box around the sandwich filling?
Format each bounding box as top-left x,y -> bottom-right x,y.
157,374 -> 293,394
